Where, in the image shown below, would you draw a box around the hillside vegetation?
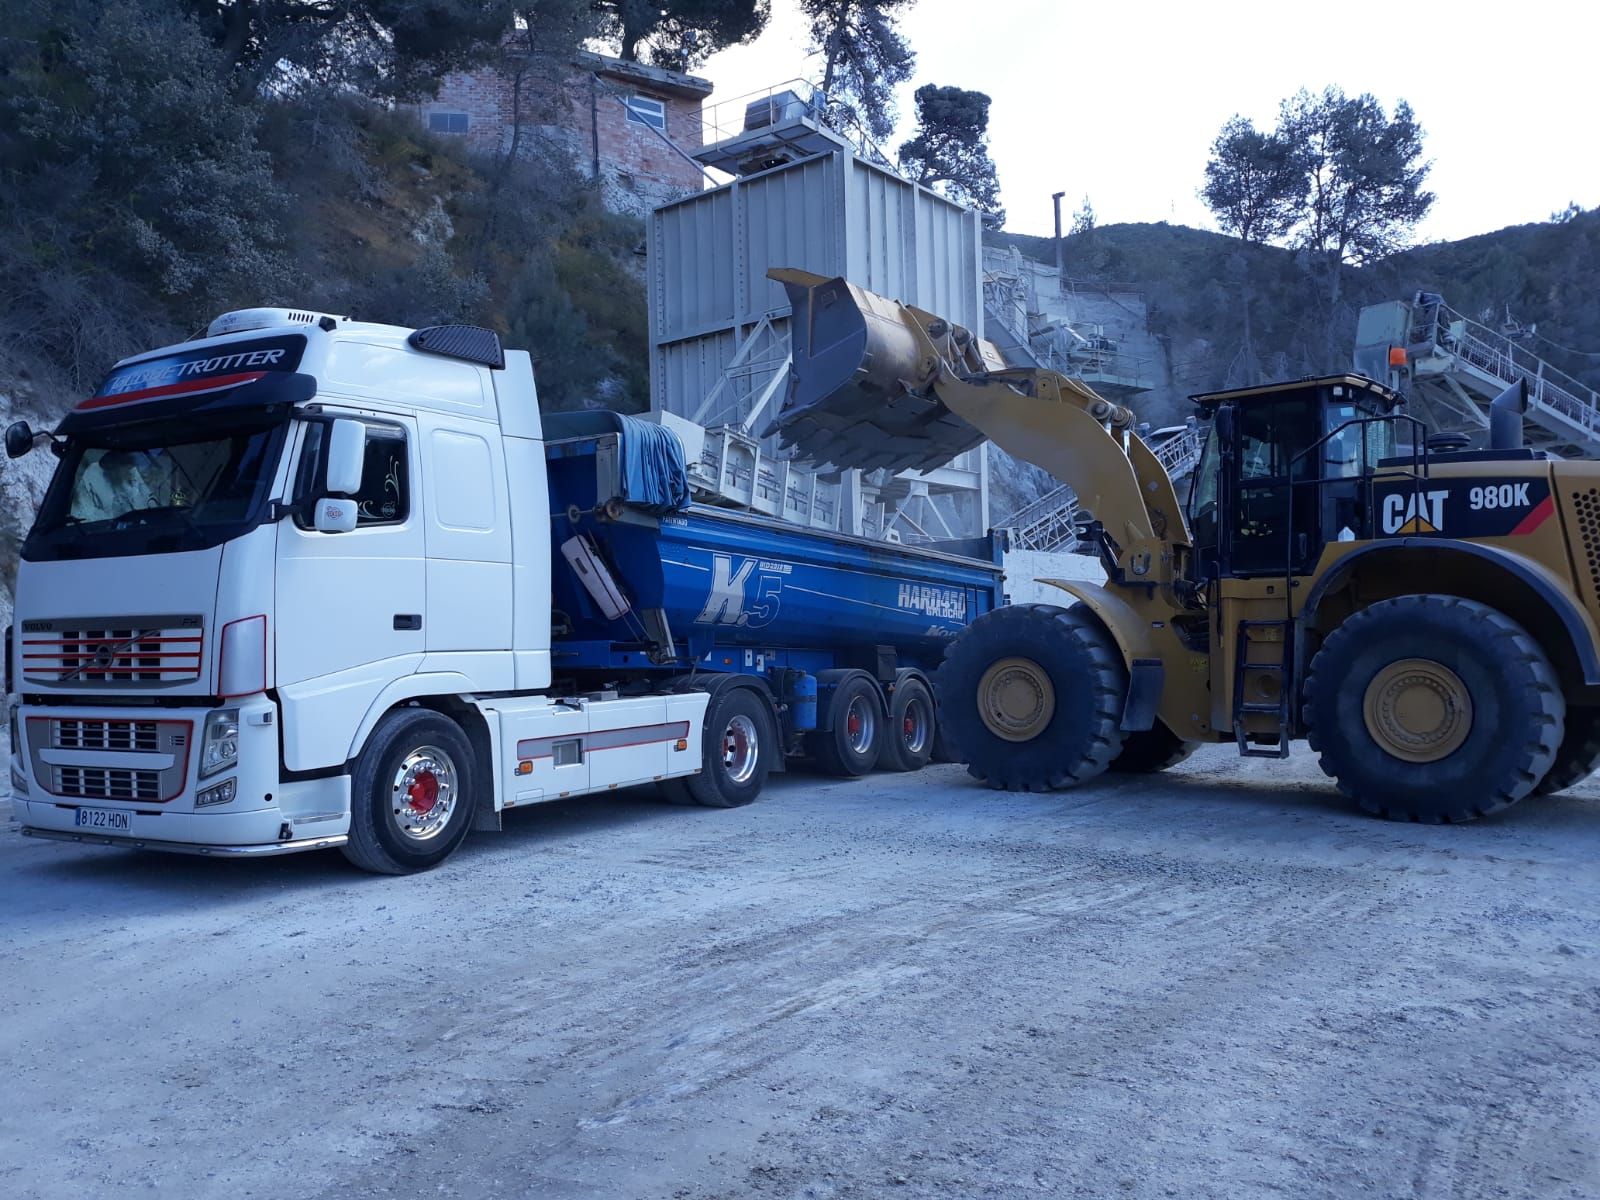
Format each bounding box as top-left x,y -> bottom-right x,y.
989,210 -> 1600,418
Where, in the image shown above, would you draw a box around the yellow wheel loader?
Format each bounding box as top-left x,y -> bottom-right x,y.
771,269 -> 1600,822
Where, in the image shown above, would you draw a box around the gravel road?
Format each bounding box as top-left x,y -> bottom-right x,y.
5,747 -> 1600,1200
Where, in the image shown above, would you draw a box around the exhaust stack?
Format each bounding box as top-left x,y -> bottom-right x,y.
1489,378 -> 1529,450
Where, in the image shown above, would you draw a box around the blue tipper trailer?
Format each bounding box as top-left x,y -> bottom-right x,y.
543,413 -> 1005,784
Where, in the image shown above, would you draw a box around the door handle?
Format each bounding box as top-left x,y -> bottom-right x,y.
393,614 -> 422,631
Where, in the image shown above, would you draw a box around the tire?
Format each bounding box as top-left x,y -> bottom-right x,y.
809,674 -> 885,777
1108,721 -> 1198,774
933,603 -> 1127,791
666,687 -> 773,808
1535,704 -> 1600,796
881,677 -> 936,772
1304,595 -> 1564,823
341,708 -> 477,875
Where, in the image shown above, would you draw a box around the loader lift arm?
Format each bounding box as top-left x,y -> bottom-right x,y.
769,269 -> 1194,606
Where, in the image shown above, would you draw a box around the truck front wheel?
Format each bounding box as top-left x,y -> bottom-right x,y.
342,708 -> 477,874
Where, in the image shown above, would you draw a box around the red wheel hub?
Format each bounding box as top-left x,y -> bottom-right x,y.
847,712 -> 861,736
407,770 -> 440,814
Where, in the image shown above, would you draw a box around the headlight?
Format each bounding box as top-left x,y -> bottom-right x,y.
200,708 -> 240,779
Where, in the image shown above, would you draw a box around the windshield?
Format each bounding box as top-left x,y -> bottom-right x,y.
24,414 -> 289,561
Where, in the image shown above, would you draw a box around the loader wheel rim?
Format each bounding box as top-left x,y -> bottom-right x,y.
1362,657 -> 1473,764
977,657 -> 1056,743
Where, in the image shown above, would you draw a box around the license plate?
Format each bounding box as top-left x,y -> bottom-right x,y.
73,807 -> 132,833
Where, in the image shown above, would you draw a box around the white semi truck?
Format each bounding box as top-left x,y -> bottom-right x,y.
5,309 -> 1002,872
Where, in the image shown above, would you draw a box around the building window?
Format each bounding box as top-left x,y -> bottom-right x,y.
428,111 -> 470,135
624,95 -> 666,132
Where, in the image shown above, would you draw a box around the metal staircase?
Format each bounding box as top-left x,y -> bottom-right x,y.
1005,483 -> 1082,552
1356,296 -> 1600,458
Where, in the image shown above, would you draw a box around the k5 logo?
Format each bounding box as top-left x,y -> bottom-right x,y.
695,554 -> 783,628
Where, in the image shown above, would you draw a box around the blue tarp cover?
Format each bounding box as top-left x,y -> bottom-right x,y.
544,411 -> 691,514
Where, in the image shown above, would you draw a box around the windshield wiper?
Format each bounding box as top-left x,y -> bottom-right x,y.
114,505 -> 205,540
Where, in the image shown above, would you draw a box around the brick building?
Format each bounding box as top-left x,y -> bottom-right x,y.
420,51 -> 712,217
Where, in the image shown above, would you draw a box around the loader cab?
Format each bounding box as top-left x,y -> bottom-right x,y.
1187,375 -> 1404,582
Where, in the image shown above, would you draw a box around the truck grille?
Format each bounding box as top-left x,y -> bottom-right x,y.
53,718 -> 161,753
54,766 -> 162,803
25,715 -> 194,804
21,617 -> 204,686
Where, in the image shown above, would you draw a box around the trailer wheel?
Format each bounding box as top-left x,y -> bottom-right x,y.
934,604 -> 1126,791
1305,595 -> 1563,822
1107,721 -> 1198,774
1534,705 -> 1600,796
882,677 -> 936,772
810,674 -> 885,777
663,687 -> 773,808
342,708 -> 477,875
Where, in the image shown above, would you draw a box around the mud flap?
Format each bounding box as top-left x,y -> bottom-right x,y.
1120,659 -> 1164,732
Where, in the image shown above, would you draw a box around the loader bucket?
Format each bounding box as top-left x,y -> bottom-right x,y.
766,269 -> 986,473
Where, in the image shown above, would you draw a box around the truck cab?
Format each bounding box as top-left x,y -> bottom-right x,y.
5,309 -> 709,870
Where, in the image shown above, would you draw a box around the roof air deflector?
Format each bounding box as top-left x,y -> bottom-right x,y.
408,325 -> 506,370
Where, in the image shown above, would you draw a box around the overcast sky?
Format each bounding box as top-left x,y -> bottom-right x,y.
696,0 -> 1597,244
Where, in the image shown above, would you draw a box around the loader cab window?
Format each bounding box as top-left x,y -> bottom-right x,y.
1226,398 -> 1321,576
1188,424 -> 1222,566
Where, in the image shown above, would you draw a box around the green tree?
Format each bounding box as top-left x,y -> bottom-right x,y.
1200,115 -> 1305,380
184,0 -> 519,99
0,0 -> 293,380
1070,195 -> 1096,236
1200,116 -> 1303,246
897,84 -> 1002,226
595,1 -> 770,69
801,0 -> 916,145
1277,86 -> 1433,309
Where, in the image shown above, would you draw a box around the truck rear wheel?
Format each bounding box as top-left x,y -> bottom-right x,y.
342,708 -> 477,875
1305,595 -> 1564,822
934,604 -> 1126,791
882,677 -> 936,772
1108,721 -> 1198,774
661,687 -> 773,808
810,674 -> 885,776
1534,705 -> 1600,796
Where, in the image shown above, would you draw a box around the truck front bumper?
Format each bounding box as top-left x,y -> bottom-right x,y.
9,696 -> 351,857
17,824 -> 347,857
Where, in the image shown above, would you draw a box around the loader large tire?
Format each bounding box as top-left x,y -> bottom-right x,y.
934,604 -> 1126,791
1534,705 -> 1600,796
1304,595 -> 1563,823
1107,721 -> 1198,774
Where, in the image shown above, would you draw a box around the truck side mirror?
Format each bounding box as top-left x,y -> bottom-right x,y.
5,421 -> 35,459
324,419 -> 366,496
312,496 -> 359,533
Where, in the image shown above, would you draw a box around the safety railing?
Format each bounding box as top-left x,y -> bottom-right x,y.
1411,302 -> 1600,443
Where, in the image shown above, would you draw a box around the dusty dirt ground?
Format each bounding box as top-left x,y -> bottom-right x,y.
5,746 -> 1600,1200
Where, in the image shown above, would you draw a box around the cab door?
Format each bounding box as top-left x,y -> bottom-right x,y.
275,413 -> 426,770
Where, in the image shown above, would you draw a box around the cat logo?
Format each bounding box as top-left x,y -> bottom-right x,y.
1381,489 -> 1450,535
